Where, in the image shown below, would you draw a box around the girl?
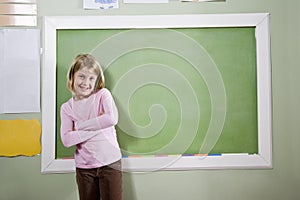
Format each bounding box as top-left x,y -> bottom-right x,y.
60,54 -> 122,200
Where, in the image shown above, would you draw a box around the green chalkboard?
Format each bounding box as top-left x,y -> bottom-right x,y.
55,27 -> 258,159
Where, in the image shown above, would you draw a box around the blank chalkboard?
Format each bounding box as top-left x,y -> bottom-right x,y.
55,27 -> 258,158
42,14 -> 272,173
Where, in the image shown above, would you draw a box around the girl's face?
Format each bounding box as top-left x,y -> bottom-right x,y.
73,67 -> 98,100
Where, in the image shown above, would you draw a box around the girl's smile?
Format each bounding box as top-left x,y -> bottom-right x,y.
73,67 -> 98,100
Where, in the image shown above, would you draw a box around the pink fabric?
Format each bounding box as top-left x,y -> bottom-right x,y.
60,88 -> 122,168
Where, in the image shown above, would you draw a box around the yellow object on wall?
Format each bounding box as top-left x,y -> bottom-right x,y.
0,119 -> 41,156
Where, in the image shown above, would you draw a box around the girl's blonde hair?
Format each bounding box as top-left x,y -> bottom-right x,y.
66,54 -> 105,94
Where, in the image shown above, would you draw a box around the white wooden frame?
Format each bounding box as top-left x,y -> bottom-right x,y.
41,14 -> 272,173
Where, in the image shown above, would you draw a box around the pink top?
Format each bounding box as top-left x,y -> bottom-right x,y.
60,88 -> 122,169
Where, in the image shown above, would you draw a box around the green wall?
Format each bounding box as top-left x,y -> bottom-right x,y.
1,0 -> 300,199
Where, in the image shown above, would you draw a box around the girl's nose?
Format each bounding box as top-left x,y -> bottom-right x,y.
82,78 -> 89,85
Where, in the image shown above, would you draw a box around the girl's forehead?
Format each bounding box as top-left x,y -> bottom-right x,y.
76,67 -> 97,75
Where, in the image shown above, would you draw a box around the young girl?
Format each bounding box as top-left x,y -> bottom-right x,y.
60,54 -> 122,200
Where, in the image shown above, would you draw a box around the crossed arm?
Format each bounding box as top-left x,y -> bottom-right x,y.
60,95 -> 118,148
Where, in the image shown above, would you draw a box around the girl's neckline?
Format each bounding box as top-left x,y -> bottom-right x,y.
72,88 -> 103,102
73,93 -> 93,101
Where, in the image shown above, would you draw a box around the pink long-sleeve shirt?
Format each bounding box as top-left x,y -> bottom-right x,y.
60,88 -> 122,169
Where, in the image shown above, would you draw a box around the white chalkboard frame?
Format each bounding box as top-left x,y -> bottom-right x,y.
41,13 -> 272,173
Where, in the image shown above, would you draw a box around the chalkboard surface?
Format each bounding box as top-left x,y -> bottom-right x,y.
55,27 -> 258,159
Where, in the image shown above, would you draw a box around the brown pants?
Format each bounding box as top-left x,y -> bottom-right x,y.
76,160 -> 122,200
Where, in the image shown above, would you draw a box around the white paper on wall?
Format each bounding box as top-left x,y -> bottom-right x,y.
180,0 -> 225,2
123,0 -> 168,3
83,0 -> 119,9
0,29 -> 40,113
